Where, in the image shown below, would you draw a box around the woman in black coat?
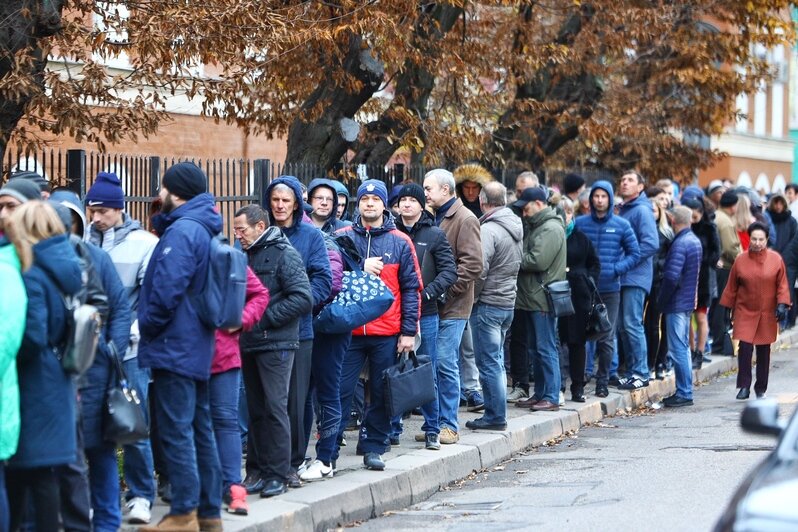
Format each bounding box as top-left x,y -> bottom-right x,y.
645,188 -> 673,379
558,198 -> 600,402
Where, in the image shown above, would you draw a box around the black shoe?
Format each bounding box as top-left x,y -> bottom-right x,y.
595,385 -> 609,398
465,418 -> 507,431
691,350 -> 703,370
571,391 -> 586,403
608,375 -> 622,387
736,388 -> 750,400
425,433 -> 440,450
663,395 -> 694,407
755,391 -> 766,399
702,353 -> 712,364
363,452 -> 385,471
389,436 -> 400,446
655,364 -> 666,380
260,480 -> 287,498
345,411 -> 361,431
243,473 -> 265,494
286,470 -> 302,489
617,377 -> 649,390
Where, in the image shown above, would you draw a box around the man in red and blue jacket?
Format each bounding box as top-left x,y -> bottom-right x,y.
333,179 -> 422,471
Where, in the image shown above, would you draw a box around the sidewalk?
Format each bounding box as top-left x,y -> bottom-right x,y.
123,346 -> 758,531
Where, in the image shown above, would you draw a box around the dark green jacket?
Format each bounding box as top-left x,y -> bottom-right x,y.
516,207 -> 567,312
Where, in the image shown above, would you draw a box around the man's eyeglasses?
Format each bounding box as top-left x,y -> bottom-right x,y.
311,195 -> 334,203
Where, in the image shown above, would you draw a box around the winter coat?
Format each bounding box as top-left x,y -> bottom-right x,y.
690,216 -> 720,308
715,208 -> 741,270
574,181 -> 640,293
438,198 -> 483,320
264,177 -> 332,341
240,227 -> 313,352
658,227 -> 702,315
618,192 -> 659,293
213,268 -> 269,374
335,212 -> 422,336
397,211 -> 457,317
454,164 -> 493,219
308,178 -> 352,235
88,213 -> 159,360
720,248 -> 791,345
138,193 -> 223,381
0,240 -> 26,461
475,206 -> 523,310
766,208 -> 797,255
10,234 -> 82,469
79,242 -> 132,450
650,227 -> 673,295
516,206 -> 567,312
559,228 -> 600,343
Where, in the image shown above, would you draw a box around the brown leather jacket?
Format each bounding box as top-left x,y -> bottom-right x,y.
439,198 -> 483,319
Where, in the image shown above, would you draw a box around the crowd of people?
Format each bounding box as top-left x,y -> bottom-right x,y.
0,163 -> 792,531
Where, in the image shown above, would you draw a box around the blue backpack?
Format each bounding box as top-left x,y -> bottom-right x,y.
185,218 -> 248,329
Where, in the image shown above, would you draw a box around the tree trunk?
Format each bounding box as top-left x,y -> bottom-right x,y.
284,34 -> 384,170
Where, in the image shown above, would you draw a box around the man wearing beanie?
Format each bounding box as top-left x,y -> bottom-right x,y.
392,182 -> 457,450
137,162 -> 223,531
0,178 -> 41,234
423,169 -> 483,443
332,179 -> 422,471
10,170 -> 50,198
84,172 -> 159,524
262,176 -> 332,489
710,189 -> 741,357
562,173 -> 586,203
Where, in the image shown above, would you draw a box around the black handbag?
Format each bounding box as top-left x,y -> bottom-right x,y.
383,351 -> 436,418
103,344 -> 149,446
541,278 -> 575,317
585,279 -> 612,341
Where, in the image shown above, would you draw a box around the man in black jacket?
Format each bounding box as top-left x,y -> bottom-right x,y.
235,205 -> 313,498
394,183 -> 457,450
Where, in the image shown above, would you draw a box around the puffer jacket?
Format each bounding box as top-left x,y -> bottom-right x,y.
658,227 -> 702,314
516,207 -> 567,312
308,178 -> 352,235
475,206 -> 523,309
240,227 -> 313,352
618,192 -> 659,293
11,234 -> 82,469
264,177 -> 332,341
335,212 -> 422,336
574,181 -> 640,293
397,211 -> 457,317
438,198 -> 483,320
0,239 -> 26,461
138,193 -> 222,381
213,267 -> 270,374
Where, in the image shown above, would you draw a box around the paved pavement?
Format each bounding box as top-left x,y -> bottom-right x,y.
129,330 -> 798,531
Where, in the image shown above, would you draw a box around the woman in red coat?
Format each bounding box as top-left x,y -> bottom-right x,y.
719,222 -> 790,400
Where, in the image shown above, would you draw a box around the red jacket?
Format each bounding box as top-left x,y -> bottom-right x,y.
212,267 -> 270,374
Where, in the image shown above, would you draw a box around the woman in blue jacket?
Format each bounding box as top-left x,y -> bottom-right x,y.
3,201 -> 83,531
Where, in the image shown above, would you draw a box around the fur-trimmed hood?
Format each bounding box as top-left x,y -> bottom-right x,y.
454,163 -> 493,187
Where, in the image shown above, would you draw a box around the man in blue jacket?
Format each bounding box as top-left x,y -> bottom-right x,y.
263,176 -> 332,487
658,206 -> 702,407
138,162 -> 222,531
617,171 -> 659,389
574,181 -> 640,398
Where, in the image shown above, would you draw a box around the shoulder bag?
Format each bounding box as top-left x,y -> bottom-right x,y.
103,343 -> 149,445
585,278 -> 612,341
383,351 -> 436,418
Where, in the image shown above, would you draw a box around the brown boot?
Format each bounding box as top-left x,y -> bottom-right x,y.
139,511 -> 199,532
198,517 -> 223,532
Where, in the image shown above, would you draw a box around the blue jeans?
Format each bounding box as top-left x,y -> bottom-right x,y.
391,314 -> 440,437
618,287 -> 649,379
122,358 -> 155,503
524,311 -> 560,403
308,332 -> 351,463
85,444 -> 121,531
334,335 -> 397,460
437,319 -> 467,432
471,305 -> 513,424
152,370 -> 221,518
666,312 -> 693,400
210,369 -> 242,491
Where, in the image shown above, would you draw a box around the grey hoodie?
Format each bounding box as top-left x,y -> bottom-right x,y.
474,206 -> 523,309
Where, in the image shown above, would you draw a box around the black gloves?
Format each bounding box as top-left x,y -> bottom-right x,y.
776,303 -> 789,322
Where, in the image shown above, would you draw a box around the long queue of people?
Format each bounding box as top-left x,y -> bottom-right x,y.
0,164 -> 790,532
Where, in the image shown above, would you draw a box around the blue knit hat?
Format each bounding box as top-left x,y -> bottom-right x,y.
357,179 -> 388,207
85,172 -> 124,209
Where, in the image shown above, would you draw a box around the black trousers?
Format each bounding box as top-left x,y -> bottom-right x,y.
709,268 -> 732,354
645,292 -> 668,370
737,342 -> 771,394
7,466 -> 62,532
289,340 -> 313,469
243,349 -> 294,483
58,417 -> 92,532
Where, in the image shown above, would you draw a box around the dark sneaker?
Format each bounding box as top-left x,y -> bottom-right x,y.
663,395 -> 693,407
655,364 -> 667,380
389,436 -> 400,446
617,377 -> 649,390
242,472 -> 265,494
424,433 -> 441,450
286,470 -> 302,489
363,452 -> 385,471
465,418 -> 507,431
608,375 -> 622,387
466,392 -> 485,412
595,385 -> 609,398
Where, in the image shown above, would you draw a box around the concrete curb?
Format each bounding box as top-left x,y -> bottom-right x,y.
226,355 -> 739,531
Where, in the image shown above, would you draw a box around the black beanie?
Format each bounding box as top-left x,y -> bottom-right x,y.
163,162 -> 207,200
719,189 -> 739,207
398,182 -> 426,208
563,173 -> 585,195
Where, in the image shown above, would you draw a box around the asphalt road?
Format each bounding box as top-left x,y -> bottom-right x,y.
353,348 -> 798,532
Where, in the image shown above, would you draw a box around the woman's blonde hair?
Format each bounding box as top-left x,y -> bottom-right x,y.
4,201 -> 67,271
734,194 -> 753,232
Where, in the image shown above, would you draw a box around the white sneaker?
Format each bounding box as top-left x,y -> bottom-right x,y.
126,497 -> 151,524
558,391 -> 566,406
299,459 -> 334,481
506,387 -> 529,403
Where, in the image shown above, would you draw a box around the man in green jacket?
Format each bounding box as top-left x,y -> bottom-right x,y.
510,187 -> 567,412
